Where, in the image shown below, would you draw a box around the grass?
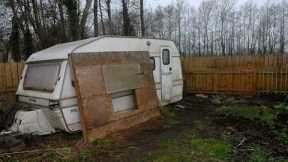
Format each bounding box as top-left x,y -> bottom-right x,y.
140,138 -> 232,162
139,128 -> 233,162
2,106 -> 234,162
217,103 -> 288,127
274,103 -> 288,113
160,106 -> 180,128
217,105 -> 275,126
2,104 -> 287,162
248,145 -> 288,162
217,104 -> 288,146
78,149 -> 97,162
249,145 -> 271,162
189,138 -> 232,160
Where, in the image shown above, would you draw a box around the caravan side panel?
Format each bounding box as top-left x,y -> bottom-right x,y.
59,63 -> 81,132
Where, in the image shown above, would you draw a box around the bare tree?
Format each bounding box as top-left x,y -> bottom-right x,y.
9,16 -> 20,61
199,0 -> 215,55
153,6 -> 165,38
122,0 -> 134,36
99,0 -> 105,34
140,0 -> 145,37
94,0 -> 99,37
57,0 -> 67,42
1,0 -> 288,61
176,0 -> 184,53
165,5 -> 175,40
105,0 -> 113,34
280,0 -> 286,54
80,0 -> 93,38
23,24 -> 33,59
218,0 -> 235,55
64,0 -> 80,41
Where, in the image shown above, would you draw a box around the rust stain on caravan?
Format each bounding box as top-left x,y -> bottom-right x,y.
69,52 -> 160,143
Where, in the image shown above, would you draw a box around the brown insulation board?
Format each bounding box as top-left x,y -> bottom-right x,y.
69,51 -> 160,143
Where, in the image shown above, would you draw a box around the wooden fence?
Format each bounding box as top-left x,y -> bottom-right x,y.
1,55 -> 288,102
0,62 -> 25,103
182,54 -> 288,95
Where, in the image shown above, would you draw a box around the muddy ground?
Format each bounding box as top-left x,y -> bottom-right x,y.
0,94 -> 288,162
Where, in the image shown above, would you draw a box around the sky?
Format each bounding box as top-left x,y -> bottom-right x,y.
147,0 -> 202,8
111,0 -> 284,11
146,0 -> 281,9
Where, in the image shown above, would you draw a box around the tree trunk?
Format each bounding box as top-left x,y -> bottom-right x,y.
23,25 -> 34,60
64,0 -> 80,41
57,0 -> 67,42
122,0 -> 133,36
105,0 -> 113,34
280,4 -> 285,54
80,0 -> 93,38
221,18 -> 225,56
99,0 -> 105,35
198,26 -> 201,56
9,16 -> 21,62
211,31 -> 214,55
178,11 -> 181,53
31,0 -> 47,47
94,0 -> 99,37
140,0 -> 145,37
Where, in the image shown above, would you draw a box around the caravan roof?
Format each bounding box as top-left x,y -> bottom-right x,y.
27,36 -> 178,63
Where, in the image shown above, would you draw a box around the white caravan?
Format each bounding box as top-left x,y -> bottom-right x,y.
7,36 -> 183,135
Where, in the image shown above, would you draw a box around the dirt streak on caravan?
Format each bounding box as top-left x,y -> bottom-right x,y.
6,36 -> 183,135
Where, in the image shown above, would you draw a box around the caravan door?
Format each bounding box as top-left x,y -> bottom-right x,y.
160,47 -> 173,102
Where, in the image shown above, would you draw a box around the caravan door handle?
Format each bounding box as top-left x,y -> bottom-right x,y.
169,67 -> 172,71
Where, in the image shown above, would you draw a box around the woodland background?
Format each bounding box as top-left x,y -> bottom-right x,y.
0,0 -> 287,62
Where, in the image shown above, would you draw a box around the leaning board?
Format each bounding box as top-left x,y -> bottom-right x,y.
69,51 -> 160,143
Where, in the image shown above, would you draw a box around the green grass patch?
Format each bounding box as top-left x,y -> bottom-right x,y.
248,145 -> 288,162
140,130 -> 233,162
92,139 -> 113,146
217,103 -> 288,127
274,129 -> 288,145
189,138 -> 233,160
249,145 -> 271,162
217,105 -> 275,126
217,104 -> 288,146
78,148 -> 97,162
274,103 -> 288,113
160,106 -> 180,128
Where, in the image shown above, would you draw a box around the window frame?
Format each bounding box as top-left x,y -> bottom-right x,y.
162,49 -> 170,65
23,62 -> 61,92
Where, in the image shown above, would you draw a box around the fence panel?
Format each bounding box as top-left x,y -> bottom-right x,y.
0,62 -> 25,103
183,55 -> 288,95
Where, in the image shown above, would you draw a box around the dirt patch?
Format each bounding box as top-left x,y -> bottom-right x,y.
0,103 -> 22,131
213,115 -> 288,161
0,95 -> 287,162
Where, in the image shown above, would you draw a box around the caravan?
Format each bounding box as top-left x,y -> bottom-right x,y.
8,36 -> 183,135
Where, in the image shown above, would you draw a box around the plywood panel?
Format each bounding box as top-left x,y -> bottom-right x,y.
103,64 -> 144,94
70,51 -> 159,143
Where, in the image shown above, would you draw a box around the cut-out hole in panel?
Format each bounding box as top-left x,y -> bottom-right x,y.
112,90 -> 137,113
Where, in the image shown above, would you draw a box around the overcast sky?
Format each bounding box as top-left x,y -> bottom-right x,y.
111,0 -> 283,11
146,0 -> 281,9
147,0 -> 202,8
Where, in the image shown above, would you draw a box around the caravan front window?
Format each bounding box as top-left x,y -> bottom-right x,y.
24,62 -> 61,92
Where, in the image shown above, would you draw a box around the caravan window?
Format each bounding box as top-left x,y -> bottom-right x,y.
24,62 -> 61,92
162,49 -> 170,65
